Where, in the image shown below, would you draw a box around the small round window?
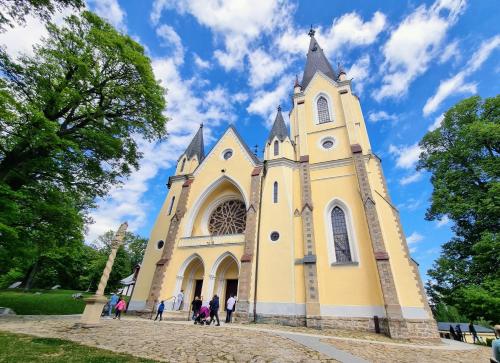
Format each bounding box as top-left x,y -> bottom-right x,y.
157,240 -> 164,249
223,150 -> 233,160
322,140 -> 334,149
270,231 -> 280,241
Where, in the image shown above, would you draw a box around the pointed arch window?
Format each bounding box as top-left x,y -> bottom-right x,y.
331,206 -> 352,262
273,140 -> 279,156
317,96 -> 330,124
180,158 -> 186,172
168,196 -> 175,215
273,182 -> 278,203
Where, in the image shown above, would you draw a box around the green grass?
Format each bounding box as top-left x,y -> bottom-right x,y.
0,289 -> 93,315
0,331 -> 158,362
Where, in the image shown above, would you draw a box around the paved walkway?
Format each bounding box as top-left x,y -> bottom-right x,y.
0,315 -> 490,363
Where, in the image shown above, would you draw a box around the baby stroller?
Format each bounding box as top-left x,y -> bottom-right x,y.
194,306 -> 210,325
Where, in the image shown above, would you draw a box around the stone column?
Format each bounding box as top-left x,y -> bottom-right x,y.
146,177 -> 193,309
351,144 -> 408,338
79,222 -> 128,327
298,156 -> 321,325
236,166 -> 263,320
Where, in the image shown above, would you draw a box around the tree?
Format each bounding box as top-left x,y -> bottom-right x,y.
0,11 -> 167,285
0,0 -> 84,31
418,95 -> 500,324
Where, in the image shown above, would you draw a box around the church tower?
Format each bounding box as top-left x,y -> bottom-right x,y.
129,30 -> 438,340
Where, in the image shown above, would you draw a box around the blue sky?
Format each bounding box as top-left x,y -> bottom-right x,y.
1,0 -> 498,281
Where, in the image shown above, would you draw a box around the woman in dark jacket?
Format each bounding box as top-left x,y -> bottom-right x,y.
209,295 -> 220,326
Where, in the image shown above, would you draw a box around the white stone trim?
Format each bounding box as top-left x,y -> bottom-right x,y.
183,175 -> 249,237
320,305 -> 386,318
402,306 -> 430,319
256,302 -> 306,315
209,251 -> 240,276
313,92 -> 335,125
324,197 -> 360,265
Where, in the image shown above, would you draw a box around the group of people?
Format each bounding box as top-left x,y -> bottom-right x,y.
191,294 -> 237,326
103,293 -> 127,319
448,322 -> 480,343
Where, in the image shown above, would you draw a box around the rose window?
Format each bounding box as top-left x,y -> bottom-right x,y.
208,199 -> 246,235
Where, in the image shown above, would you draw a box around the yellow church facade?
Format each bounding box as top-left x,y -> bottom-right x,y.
129,31 -> 439,339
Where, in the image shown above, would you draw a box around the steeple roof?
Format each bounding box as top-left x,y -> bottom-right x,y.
267,106 -> 289,143
184,124 -> 205,162
301,28 -> 337,90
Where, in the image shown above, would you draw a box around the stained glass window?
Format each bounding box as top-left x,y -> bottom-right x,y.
274,140 -> 279,156
273,182 -> 278,203
331,206 -> 352,262
208,200 -> 246,235
317,96 -> 330,124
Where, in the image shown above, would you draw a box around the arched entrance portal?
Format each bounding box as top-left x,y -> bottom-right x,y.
178,255 -> 204,311
210,252 -> 240,308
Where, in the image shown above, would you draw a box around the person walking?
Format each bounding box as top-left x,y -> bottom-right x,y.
209,295 -> 220,326
114,297 -> 126,320
175,290 -> 184,310
225,295 -> 236,323
455,324 -> 464,341
492,325 -> 500,363
191,296 -> 202,320
469,321 -> 479,343
108,293 -> 119,317
154,300 -> 165,321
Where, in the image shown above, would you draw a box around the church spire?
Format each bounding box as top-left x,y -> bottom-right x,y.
301,27 -> 337,90
267,105 -> 289,143
184,124 -> 205,162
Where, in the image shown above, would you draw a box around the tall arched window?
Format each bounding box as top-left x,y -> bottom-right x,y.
180,158 -> 186,172
273,140 -> 279,156
331,206 -> 352,262
317,96 -> 330,124
168,196 -> 175,215
273,182 -> 278,203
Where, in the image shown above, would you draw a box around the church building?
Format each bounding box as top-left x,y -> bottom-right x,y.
129,30 -> 439,339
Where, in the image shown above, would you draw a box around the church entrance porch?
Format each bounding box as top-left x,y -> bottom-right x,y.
210,252 -> 240,310
177,255 -> 204,311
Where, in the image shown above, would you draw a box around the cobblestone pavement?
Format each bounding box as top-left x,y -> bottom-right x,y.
321,338 -> 491,363
0,315 -> 336,362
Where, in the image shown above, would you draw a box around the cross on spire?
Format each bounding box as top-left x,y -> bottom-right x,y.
308,26 -> 315,37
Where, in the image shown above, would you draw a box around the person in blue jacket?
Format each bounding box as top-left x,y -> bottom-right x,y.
208,295 -> 220,326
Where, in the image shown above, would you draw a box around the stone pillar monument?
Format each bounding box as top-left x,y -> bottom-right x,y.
79,222 -> 128,327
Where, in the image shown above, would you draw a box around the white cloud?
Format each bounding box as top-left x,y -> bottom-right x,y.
407,231 -> 424,245
388,143 -> 422,169
152,0 -> 292,70
423,35 -> 500,115
247,75 -> 291,127
368,110 -> 398,123
398,197 -> 423,211
436,215 -> 450,228
87,0 -> 126,32
374,0 -> 465,101
439,40 -> 460,64
248,48 -> 287,88
318,11 -> 386,58
400,171 -> 423,185
428,113 -> 444,131
347,55 -> 371,94
193,53 -> 211,69
156,24 -> 184,65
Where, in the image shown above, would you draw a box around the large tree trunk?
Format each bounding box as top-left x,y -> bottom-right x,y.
23,259 -> 39,291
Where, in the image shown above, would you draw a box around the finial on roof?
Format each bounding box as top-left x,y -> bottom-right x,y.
277,105 -> 282,112
200,123 -> 204,128
267,106 -> 289,143
337,62 -> 346,75
308,26 -> 315,37
294,74 -> 300,87
253,144 -> 258,156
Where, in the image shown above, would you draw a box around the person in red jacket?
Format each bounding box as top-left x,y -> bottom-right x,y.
113,297 -> 126,320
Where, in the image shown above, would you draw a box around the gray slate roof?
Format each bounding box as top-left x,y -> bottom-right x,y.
267,107 -> 289,143
184,124 -> 205,162
301,33 -> 337,90
437,322 -> 494,333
